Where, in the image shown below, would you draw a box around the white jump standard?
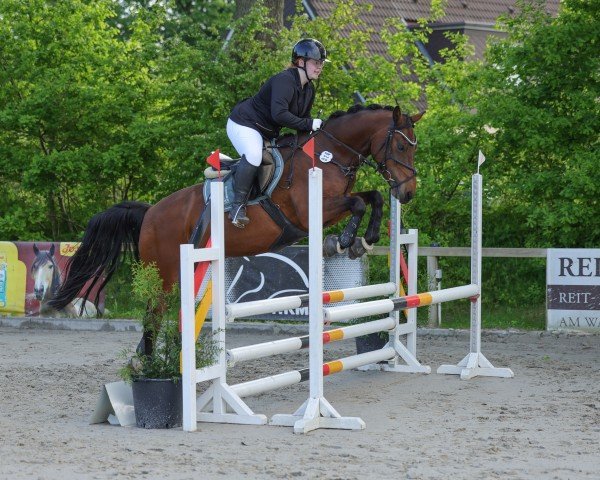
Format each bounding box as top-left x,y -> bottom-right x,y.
181,182 -> 268,428
437,173 -> 514,379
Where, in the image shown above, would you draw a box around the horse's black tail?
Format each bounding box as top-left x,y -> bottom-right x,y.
48,201 -> 151,312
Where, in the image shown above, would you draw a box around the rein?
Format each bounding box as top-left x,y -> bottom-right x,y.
272,114 -> 418,192
314,119 -> 418,191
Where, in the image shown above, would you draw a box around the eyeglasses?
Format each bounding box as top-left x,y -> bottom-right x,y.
310,59 -> 326,67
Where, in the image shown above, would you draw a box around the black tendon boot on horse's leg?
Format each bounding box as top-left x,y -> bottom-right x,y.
229,155 -> 259,228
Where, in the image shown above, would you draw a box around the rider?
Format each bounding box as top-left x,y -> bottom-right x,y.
226,38 -> 328,228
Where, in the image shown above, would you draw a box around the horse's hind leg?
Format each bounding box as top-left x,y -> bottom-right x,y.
136,298 -> 165,355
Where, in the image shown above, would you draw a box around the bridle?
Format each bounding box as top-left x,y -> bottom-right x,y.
312,115 -> 418,192
370,118 -> 418,190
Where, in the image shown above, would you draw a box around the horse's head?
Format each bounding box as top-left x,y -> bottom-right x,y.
31,244 -> 60,301
369,106 -> 424,203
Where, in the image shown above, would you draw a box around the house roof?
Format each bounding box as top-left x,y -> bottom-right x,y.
392,0 -> 560,25
304,0 -> 561,59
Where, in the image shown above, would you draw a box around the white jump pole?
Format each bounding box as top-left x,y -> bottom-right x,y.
437,172 -> 514,379
227,316 -> 396,365
271,167 -> 366,434
225,282 -> 397,321
230,347 -> 397,398
324,284 -> 480,323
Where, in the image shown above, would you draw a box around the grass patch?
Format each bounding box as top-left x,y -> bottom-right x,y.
420,302 -> 546,330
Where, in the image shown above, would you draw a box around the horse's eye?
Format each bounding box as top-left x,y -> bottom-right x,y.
49,265 -> 53,269
397,143 -> 404,152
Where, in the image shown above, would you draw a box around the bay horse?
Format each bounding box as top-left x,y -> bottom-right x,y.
49,104 -> 423,350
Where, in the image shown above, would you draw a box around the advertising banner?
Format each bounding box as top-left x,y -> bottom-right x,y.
0,241 -> 105,317
224,246 -> 368,321
547,248 -> 600,330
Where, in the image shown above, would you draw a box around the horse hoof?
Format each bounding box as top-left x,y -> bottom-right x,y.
323,234 -> 346,257
323,235 -> 338,257
348,237 -> 373,260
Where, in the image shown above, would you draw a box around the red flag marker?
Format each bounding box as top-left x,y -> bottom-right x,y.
207,149 -> 221,177
302,138 -> 315,168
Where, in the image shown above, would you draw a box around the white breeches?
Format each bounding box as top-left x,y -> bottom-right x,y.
227,119 -> 264,167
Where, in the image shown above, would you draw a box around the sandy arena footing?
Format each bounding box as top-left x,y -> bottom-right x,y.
0,326 -> 598,479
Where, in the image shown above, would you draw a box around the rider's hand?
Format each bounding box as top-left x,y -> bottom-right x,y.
312,119 -> 323,131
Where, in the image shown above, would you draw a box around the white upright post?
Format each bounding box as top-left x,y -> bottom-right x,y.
308,168 -> 324,402
271,167 -> 365,433
181,243 -> 197,432
377,197 -> 430,373
437,173 -> 514,379
182,182 -> 267,430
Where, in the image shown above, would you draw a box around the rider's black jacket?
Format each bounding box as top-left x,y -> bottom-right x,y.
229,68 -> 315,139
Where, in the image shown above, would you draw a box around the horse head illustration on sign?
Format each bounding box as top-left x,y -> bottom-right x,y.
30,244 -> 98,317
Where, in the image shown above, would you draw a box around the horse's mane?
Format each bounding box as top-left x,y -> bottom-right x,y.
327,104 -> 393,121
277,104 -> 394,143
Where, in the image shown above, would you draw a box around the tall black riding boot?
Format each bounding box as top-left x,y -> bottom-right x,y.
229,155 -> 259,228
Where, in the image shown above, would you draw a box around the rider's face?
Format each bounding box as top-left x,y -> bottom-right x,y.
303,58 -> 324,80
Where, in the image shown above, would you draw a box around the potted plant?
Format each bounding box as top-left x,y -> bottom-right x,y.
120,262 -> 219,429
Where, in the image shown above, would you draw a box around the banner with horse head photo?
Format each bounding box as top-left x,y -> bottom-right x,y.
0,241 -> 105,317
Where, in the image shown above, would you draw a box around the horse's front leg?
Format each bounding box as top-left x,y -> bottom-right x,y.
337,195 -> 367,249
353,190 -> 384,245
321,196 -> 367,257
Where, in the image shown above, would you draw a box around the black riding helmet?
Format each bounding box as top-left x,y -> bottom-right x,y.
291,38 -> 328,64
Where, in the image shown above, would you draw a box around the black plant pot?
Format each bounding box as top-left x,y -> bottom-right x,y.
132,378 -> 183,429
355,332 -> 388,355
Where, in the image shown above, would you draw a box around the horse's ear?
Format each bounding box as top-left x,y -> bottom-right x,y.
393,106 -> 401,125
33,243 -> 39,255
411,111 -> 425,124
49,244 -> 55,256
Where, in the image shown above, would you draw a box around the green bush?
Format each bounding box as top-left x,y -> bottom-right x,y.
119,262 -> 220,382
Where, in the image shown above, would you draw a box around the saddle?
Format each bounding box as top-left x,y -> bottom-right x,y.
202,139 -> 284,211
194,138 -> 306,251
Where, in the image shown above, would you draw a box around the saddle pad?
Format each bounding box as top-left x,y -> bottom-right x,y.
203,141 -> 285,211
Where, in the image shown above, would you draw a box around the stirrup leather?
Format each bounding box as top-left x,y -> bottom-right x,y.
230,204 -> 249,228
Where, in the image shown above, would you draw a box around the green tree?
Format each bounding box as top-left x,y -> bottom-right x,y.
0,0 -> 168,239
109,0 -> 234,43
476,0 -> 599,248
